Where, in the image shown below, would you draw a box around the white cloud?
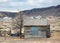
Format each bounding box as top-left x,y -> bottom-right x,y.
4,0 -> 60,7
9,2 -> 24,6
9,0 -> 45,6
26,0 -> 35,5
0,0 -> 8,2
0,0 -> 60,11
22,0 -> 55,7
0,10 -> 19,12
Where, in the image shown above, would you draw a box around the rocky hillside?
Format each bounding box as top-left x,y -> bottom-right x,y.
0,12 -> 18,18
22,5 -> 60,17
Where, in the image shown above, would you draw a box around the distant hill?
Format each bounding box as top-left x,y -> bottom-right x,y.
0,5 -> 60,18
22,5 -> 60,17
0,12 -> 18,18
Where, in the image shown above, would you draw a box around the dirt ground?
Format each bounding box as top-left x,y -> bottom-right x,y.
0,37 -> 60,43
0,31 -> 60,43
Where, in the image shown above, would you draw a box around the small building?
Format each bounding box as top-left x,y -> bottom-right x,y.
22,17 -> 50,38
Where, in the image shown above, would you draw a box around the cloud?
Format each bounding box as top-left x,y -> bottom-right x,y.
9,0 -> 47,7
0,10 -> 19,12
0,0 -> 60,7
0,0 -> 8,2
0,0 -> 60,12
25,0 -> 55,6
9,2 -> 24,6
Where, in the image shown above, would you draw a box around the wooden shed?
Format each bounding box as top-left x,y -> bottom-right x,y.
22,18 -> 50,38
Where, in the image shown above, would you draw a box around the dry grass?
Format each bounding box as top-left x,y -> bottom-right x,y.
0,37 -> 60,43
0,31 -> 60,43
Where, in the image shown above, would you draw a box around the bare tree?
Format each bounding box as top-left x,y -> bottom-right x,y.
13,12 -> 23,38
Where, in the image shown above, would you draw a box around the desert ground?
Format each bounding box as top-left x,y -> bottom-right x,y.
0,37 -> 60,43
0,32 -> 60,43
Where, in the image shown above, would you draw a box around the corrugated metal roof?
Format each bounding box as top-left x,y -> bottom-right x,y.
23,19 -> 49,26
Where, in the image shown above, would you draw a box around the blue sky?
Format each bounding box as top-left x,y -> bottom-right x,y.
0,0 -> 60,12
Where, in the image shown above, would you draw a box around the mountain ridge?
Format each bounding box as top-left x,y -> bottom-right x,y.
0,5 -> 60,18
22,5 -> 60,17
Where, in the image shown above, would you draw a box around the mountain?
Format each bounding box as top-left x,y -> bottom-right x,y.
0,5 -> 60,18
22,5 -> 60,17
0,12 -> 18,18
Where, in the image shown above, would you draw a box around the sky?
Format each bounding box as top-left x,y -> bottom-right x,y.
0,0 -> 60,12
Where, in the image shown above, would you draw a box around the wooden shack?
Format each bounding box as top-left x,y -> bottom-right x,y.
22,18 -> 50,38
